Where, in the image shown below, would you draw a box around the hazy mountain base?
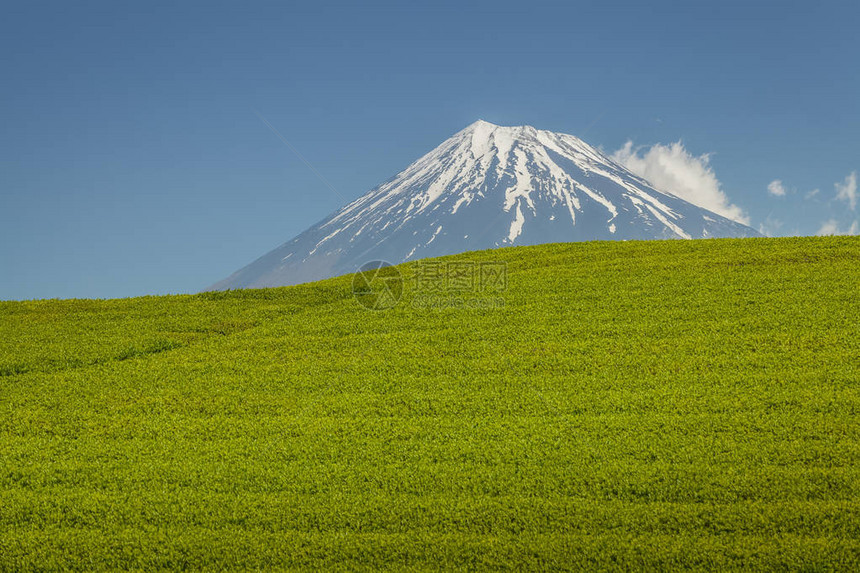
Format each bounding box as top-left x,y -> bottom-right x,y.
2,237 -> 859,571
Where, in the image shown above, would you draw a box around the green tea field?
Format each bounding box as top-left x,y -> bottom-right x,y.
1,237 -> 859,570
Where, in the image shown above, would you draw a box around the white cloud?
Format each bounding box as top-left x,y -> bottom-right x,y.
817,219 -> 859,236
835,171 -> 857,210
758,215 -> 783,237
767,179 -> 787,197
611,141 -> 750,225
805,188 -> 820,200
816,220 -> 839,236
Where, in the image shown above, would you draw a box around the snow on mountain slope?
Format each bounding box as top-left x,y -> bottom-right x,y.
209,120 -> 759,290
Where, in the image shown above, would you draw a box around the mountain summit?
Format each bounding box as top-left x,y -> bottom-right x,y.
210,120 -> 758,290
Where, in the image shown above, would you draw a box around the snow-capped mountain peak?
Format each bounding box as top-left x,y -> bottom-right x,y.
210,120 -> 758,290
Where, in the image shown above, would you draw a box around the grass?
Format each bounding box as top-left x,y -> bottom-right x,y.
1,236 -> 859,571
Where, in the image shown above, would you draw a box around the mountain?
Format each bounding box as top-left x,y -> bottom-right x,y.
210,120 -> 759,290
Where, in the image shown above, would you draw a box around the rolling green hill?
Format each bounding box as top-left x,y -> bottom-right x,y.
1,237 -> 859,571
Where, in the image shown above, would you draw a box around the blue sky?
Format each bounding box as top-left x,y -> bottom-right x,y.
1,0 -> 858,300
